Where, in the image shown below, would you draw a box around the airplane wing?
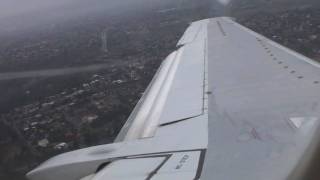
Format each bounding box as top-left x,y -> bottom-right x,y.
27,17 -> 320,180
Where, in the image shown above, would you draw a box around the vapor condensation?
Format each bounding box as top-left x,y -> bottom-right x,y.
217,0 -> 231,6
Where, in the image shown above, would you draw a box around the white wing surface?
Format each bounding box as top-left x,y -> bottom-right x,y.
27,17 -> 320,180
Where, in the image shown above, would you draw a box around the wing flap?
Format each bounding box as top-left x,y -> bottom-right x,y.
118,20 -> 209,139
158,32 -> 205,125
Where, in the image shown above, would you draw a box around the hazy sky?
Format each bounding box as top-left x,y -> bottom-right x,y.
0,0 -> 174,19
0,0 -> 232,20
0,0 -> 76,18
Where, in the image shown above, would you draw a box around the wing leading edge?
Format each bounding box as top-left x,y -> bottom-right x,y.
27,17 -> 320,180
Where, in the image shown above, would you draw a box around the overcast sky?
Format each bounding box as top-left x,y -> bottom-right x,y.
0,0 -> 233,20
0,0 -> 77,18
